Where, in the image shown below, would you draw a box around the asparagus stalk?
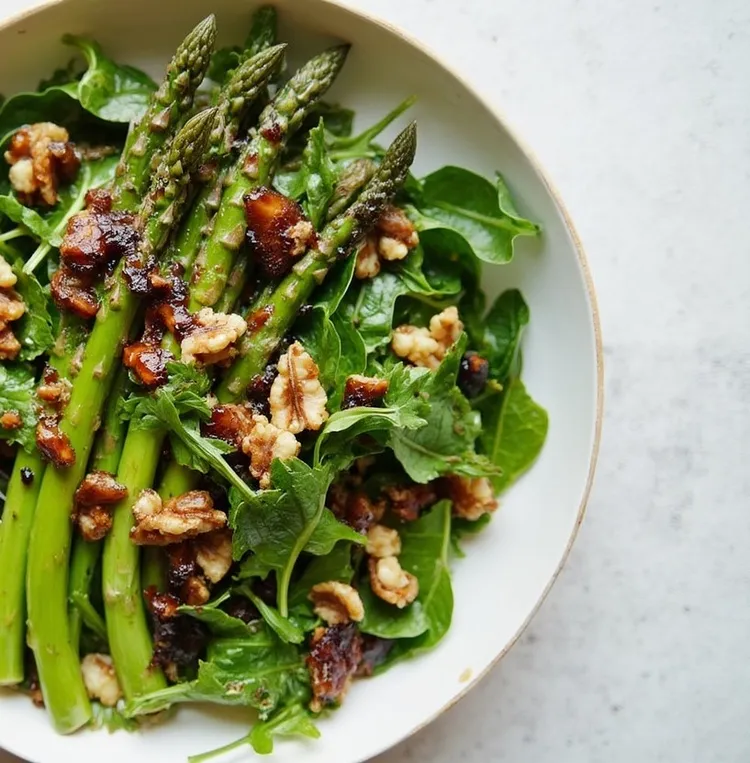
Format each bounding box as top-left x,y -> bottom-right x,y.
190,45 -> 350,309
26,108 -> 216,734
114,16 -> 217,211
217,121 -> 417,401
103,50 -> 349,701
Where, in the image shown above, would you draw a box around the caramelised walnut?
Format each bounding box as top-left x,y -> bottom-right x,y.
391,306 -> 463,369
354,237 -> 380,280
194,529 -> 233,584
244,186 -> 315,278
368,556 -> 419,608
75,505 -> 113,542
80,653 -> 122,708
5,122 -> 80,206
74,470 -> 128,506
181,307 -> 247,365
341,374 -> 389,410
35,415 -> 75,467
307,623 -> 363,713
366,524 -> 401,558
166,542 -> 211,606
353,205 -> 419,280
122,341 -> 173,388
309,581 -> 364,626
50,266 -> 100,319
441,475 -> 498,521
0,254 -> 16,289
203,403 -> 256,447
0,326 -> 21,361
383,482 -> 437,523
37,366 -> 72,407
59,207 -> 138,274
240,414 -> 300,489
269,342 -> 328,434
130,489 -> 227,545
0,288 -> 25,322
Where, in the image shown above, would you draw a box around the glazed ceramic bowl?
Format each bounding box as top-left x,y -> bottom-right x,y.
0,1 -> 602,761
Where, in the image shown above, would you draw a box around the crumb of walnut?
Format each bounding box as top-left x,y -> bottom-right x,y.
307,624 -> 363,713
366,524 -> 401,558
35,415 -> 76,467
74,470 -> 128,506
241,414 -> 300,489
81,654 -> 122,707
0,288 -> 25,322
0,254 -> 17,288
377,205 -> 419,249
181,308 -> 247,365
269,342 -> 328,434
354,236 -> 380,280
194,529 -> 233,584
442,475 -> 498,520
309,581 -> 364,626
130,489 -> 227,545
392,306 -> 464,369
368,556 -> 419,608
5,123 -> 80,207
0,325 -> 21,361
353,206 -> 418,280
76,505 -> 113,542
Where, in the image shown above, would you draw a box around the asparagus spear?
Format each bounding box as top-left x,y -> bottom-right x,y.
114,16 -> 217,211
26,108 -> 216,734
190,45 -> 349,309
103,49 -> 350,701
217,121 -> 417,401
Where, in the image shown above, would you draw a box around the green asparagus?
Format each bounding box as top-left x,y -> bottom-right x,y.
217,121 -> 417,401
26,108 -> 216,734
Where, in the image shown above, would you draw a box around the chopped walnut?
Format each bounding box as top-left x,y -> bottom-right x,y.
353,206 -> 418,280
0,254 -> 17,288
0,326 -> 21,360
76,505 -> 113,542
194,529 -> 233,584
307,624 -> 362,713
81,654 -> 122,708
204,403 -> 256,447
392,306 -> 464,369
368,556 -> 419,608
269,342 -> 328,434
443,475 -> 498,520
5,123 -> 80,207
130,489 -> 227,545
181,307 -> 247,365
309,581 -> 364,625
182,575 -> 211,606
241,414 -> 300,489
384,482 -> 438,522
37,376 -> 72,407
328,479 -> 386,534
50,266 -> 100,319
35,416 -> 75,467
366,524 -> 402,558
74,470 -> 128,506
0,289 -> 25,322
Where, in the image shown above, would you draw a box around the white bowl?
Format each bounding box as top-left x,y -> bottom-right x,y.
0,1 -> 603,761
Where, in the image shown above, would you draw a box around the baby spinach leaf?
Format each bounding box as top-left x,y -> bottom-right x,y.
229,458 -> 363,617
178,594 -> 260,638
286,120 -> 335,230
387,337 -> 498,482
0,363 -> 38,451
314,255 -> 356,315
478,289 -> 529,382
408,167 -> 539,264
288,542 -> 355,610
360,501 -> 453,648
478,377 -> 548,493
0,87 -> 84,146
127,631 -> 310,719
248,704 -> 320,755
11,259 -> 54,360
63,36 -> 156,123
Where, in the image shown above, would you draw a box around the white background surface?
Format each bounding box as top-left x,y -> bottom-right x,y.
1,1 -> 749,762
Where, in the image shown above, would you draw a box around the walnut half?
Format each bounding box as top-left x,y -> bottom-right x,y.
181,308 -> 247,365
240,413 -> 300,489
391,306 -> 464,369
368,556 -> 419,609
309,581 -> 364,626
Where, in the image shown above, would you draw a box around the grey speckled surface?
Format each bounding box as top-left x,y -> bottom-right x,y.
3,0 -> 750,761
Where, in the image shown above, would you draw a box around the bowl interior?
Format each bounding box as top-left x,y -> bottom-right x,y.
0,1 -> 601,761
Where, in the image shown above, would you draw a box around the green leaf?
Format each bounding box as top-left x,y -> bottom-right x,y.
287,120 -> 335,230
0,363 -> 38,451
63,36 -> 156,123
127,631 -> 310,720
477,377 -> 548,493
450,514 -> 491,558
237,585 -> 305,644
288,542 -> 355,610
10,259 -> 54,360
387,337 -> 499,483
479,289 -> 530,382
408,167 -> 540,264
90,702 -> 139,732
178,594 -> 260,638
0,196 -> 59,244
360,501 -> 453,649
248,704 -> 320,755
229,459 -> 364,617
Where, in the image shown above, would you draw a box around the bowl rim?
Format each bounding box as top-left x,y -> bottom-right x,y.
0,0 -> 604,758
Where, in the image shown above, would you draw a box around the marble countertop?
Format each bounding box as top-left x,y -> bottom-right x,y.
2,0 -> 749,761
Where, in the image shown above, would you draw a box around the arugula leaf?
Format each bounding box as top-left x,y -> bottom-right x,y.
229,459 -> 364,617
248,704 -> 320,755
10,259 -> 54,360
387,337 -> 498,482
407,167 -> 540,264
63,36 -> 156,123
360,501 -> 453,650
0,364 -> 38,451
236,585 -> 305,644
286,120 -> 335,230
127,631 -> 310,719
178,594 -> 260,638
479,289 -> 530,382
0,196 -> 59,244
478,377 -> 548,493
